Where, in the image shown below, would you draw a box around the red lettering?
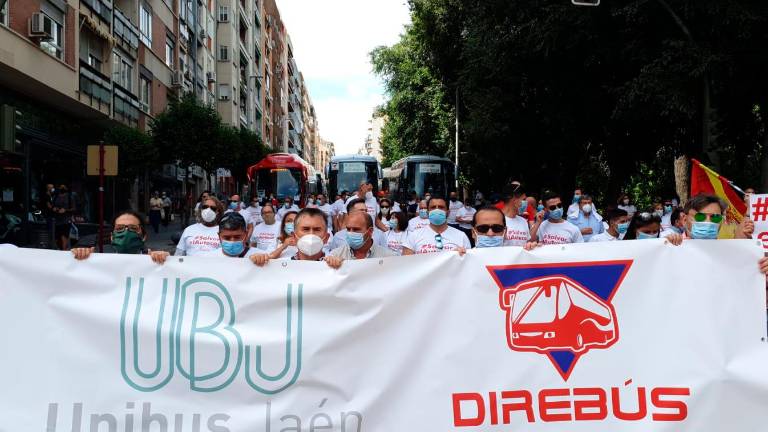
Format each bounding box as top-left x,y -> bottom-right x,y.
573,388 -> 608,421
501,390 -> 534,423
452,393 -> 485,427
611,386 -> 647,421
489,392 -> 498,425
651,387 -> 690,421
538,388 -> 572,422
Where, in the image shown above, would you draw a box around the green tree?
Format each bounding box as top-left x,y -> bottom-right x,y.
374,0 -> 768,201
151,92 -> 222,176
103,125 -> 157,177
371,31 -> 454,167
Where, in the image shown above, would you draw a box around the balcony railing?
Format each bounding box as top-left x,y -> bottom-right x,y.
113,8 -> 139,57
82,0 -> 113,24
79,65 -> 112,108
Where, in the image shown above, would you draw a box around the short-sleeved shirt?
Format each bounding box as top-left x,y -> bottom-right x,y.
386,230 -> 408,255
197,247 -> 260,258
589,231 -> 619,242
568,211 -> 605,242
536,220 -> 584,245
175,223 -> 221,256
277,204 -> 300,220
504,215 -> 530,246
403,226 -> 471,254
329,243 -> 394,260
448,200 -> 464,224
455,206 -> 477,230
407,216 -> 431,232
239,206 -> 263,226
250,222 -> 281,253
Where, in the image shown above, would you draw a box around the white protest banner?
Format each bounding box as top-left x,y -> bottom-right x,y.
0,240 -> 767,431
748,193 -> 768,250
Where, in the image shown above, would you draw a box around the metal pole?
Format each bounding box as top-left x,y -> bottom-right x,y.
455,87 -> 460,191
97,141 -> 105,252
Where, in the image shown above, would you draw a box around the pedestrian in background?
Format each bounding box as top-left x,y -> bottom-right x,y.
148,191 -> 163,234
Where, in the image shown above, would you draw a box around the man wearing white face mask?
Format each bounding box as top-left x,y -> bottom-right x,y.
251,208 -> 340,268
175,196 -> 223,256
567,194 -> 604,242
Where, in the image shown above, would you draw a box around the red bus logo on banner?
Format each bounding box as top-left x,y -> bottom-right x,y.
488,261 -> 633,381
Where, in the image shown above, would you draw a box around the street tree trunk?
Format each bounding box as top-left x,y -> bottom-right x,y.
674,155 -> 690,205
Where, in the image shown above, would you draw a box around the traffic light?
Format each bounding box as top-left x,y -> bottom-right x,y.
572,0 -> 600,5
0,104 -> 22,154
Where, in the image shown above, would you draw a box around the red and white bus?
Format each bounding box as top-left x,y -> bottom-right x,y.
247,153 -> 323,206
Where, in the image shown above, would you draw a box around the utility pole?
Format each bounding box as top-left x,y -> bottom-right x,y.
455,87 -> 460,191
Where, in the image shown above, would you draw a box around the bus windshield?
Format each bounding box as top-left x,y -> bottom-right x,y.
409,161 -> 454,197
254,168 -> 302,200
329,161 -> 378,194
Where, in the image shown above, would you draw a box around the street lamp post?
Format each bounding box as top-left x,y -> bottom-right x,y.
455,87 -> 460,191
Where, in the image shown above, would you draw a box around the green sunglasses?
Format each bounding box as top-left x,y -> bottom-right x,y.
693,212 -> 723,224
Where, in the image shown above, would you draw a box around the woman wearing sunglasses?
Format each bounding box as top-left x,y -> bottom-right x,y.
174,196 -> 224,256
622,211 -> 682,245
71,210 -> 168,262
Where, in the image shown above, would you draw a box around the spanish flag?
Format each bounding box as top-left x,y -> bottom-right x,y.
690,159 -> 746,223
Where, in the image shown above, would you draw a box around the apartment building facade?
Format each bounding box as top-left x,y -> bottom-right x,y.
0,0 -> 325,245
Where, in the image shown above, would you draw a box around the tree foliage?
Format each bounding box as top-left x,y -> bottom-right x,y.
150,92 -> 268,182
372,0 -> 768,202
103,125 -> 156,177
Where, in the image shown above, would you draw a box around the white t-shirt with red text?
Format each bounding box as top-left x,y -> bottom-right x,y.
536,220 -> 584,245
504,215 -> 530,247
403,226 -> 471,254
386,230 -> 409,255
408,216 -> 431,232
175,223 -> 221,256
250,222 -> 281,253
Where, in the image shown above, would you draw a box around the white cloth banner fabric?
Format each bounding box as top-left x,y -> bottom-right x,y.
748,193 -> 768,250
1,240 -> 767,431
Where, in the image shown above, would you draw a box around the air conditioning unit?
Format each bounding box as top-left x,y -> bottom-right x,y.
29,13 -> 53,40
171,70 -> 183,87
207,71 -> 217,82
199,28 -> 207,40
220,93 -> 230,101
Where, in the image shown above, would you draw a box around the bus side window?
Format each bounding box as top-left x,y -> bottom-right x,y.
557,283 -> 572,319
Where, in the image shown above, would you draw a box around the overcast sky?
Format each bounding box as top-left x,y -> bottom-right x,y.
277,0 -> 411,155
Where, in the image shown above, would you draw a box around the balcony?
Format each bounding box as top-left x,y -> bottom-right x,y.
288,110 -> 303,134
289,92 -> 301,110
79,65 -> 112,108
82,0 -> 113,24
113,7 -> 140,57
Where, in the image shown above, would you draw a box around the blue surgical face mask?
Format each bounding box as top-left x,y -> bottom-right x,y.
537,204 -> 544,212
636,231 -> 658,240
387,219 -> 397,230
284,222 -> 295,235
664,205 -> 673,214
229,202 -> 237,210
346,231 -> 367,250
476,235 -> 503,248
519,200 -> 528,213
221,240 -> 245,256
691,221 -> 719,240
419,209 -> 428,219
672,225 -> 685,234
573,195 -> 581,204
548,208 -> 564,220
617,222 -> 629,234
429,209 -> 447,226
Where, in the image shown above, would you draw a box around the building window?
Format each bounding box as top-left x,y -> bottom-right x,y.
40,4 -> 65,60
165,37 -> 174,68
0,0 -> 8,26
139,77 -> 151,112
112,51 -> 134,93
218,5 -> 229,22
139,4 -> 152,47
79,28 -> 106,74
